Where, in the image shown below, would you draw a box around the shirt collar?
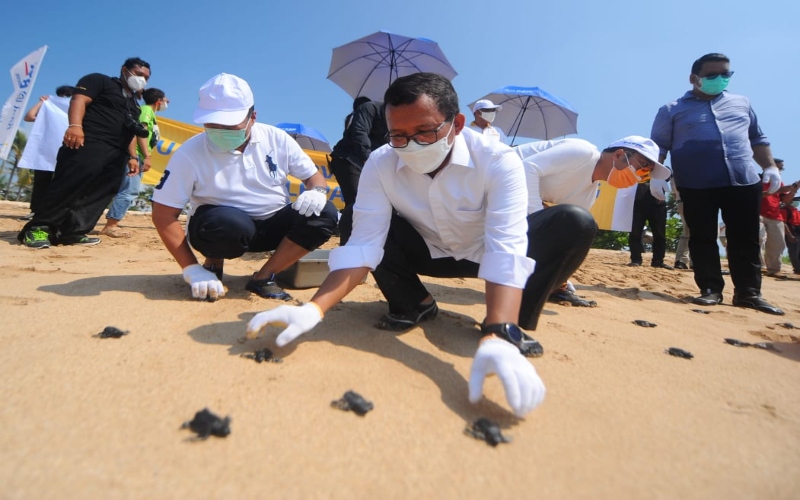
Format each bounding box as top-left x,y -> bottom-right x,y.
681,89 -> 728,102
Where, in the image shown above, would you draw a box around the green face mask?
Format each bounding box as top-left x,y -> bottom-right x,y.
698,76 -> 730,96
205,119 -> 250,151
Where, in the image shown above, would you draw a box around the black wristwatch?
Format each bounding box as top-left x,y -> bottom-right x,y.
481,322 -> 544,358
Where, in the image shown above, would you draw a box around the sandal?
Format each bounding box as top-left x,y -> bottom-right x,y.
99,227 -> 131,238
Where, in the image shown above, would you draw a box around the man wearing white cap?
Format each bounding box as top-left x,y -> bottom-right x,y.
514,135 -> 673,305
468,99 -> 507,143
151,73 -> 338,301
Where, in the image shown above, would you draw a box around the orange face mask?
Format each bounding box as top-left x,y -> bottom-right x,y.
607,157 -> 642,188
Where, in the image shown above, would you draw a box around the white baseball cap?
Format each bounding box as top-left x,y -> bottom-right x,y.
193,73 -> 254,126
606,136 -> 672,180
473,99 -> 503,112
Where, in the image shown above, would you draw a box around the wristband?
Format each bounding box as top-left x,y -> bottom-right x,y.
68,124 -> 82,128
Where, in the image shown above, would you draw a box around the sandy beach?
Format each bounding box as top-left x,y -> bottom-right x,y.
1,200 -> 798,499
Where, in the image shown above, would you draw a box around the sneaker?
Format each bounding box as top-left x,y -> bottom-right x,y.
59,235 -> 101,246
674,261 -> 689,270
17,212 -> 35,221
203,263 -> 223,280
245,274 -> 292,301
548,289 -> 597,307
377,300 -> 438,332
691,289 -> 723,306
22,226 -> 51,249
732,294 -> 784,315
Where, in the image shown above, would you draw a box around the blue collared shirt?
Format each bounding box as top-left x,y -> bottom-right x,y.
650,90 -> 769,189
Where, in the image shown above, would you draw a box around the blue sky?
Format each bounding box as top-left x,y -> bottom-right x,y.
3,0 -> 799,184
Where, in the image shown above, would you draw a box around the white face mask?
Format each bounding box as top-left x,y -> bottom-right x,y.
395,122 -> 455,174
125,68 -> 147,92
158,100 -> 168,111
480,111 -> 496,123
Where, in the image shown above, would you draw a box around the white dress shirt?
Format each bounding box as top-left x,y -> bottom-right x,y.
468,122 -> 508,144
152,123 -> 318,219
513,138 -> 601,213
328,127 -> 535,289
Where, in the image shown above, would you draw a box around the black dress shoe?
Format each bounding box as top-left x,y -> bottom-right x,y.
628,261 -> 642,267
732,295 -> 785,315
651,262 -> 674,270
674,261 -> 689,270
692,289 -> 723,306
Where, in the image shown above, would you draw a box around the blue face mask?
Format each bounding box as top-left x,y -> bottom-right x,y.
698,76 -> 730,96
205,118 -> 250,151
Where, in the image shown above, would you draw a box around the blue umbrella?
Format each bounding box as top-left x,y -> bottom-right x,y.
275,123 -> 332,152
469,86 -> 578,144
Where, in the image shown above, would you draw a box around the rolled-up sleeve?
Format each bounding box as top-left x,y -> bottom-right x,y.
328,157 -> 390,271
651,105 -> 673,159
478,150 -> 535,288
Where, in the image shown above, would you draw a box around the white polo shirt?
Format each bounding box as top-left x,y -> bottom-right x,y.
468,122 -> 508,144
328,127 -> 535,289
513,138 -> 601,213
152,123 -> 317,219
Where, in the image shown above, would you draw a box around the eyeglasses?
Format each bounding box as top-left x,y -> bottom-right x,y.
702,71 -> 734,80
386,118 -> 453,148
625,152 -> 654,170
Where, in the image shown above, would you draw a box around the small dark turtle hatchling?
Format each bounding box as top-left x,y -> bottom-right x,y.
666,347 -> 694,359
633,320 -> 657,328
94,326 -> 129,338
181,408 -> 231,440
691,309 -> 712,315
776,322 -> 798,330
331,390 -> 373,416
465,418 -> 511,447
240,348 -> 283,363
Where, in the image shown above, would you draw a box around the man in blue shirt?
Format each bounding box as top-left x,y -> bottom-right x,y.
651,53 -> 784,315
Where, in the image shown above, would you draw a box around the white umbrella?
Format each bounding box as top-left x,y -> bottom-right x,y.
328,31 -> 457,101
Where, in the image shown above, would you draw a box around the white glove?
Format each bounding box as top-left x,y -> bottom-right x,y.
246,302 -> 323,346
762,166 -> 782,194
292,189 -> 327,217
649,178 -> 671,201
182,264 -> 225,300
468,338 -> 546,417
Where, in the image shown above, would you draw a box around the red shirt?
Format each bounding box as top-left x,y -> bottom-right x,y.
760,183 -> 784,220
783,204 -> 800,226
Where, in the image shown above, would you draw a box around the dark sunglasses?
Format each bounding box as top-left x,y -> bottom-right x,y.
702,71 -> 734,80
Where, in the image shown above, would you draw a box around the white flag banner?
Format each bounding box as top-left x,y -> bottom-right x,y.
18,96 -> 70,172
0,46 -> 48,160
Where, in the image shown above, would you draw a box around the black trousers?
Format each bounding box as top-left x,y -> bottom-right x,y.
187,203 -> 338,259
29,169 -> 54,213
18,142 -> 128,241
678,183 -> 762,297
328,155 -> 362,245
629,195 -> 667,265
372,204 -> 598,330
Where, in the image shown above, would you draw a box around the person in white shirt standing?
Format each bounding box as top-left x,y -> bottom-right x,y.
468,99 -> 507,143
246,73 -> 597,417
151,73 -> 338,302
514,136 -> 673,306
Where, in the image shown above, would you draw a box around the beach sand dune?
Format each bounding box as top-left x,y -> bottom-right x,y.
1,201 -> 798,499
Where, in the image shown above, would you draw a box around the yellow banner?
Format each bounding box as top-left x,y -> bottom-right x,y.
143,117 -> 345,210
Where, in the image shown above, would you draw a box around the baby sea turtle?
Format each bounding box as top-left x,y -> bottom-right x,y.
240,348 -> 283,363
776,322 -> 798,330
633,320 -> 657,328
724,338 -> 780,352
464,418 -> 511,447
181,408 -> 231,440
690,309 -> 712,315
665,347 -> 694,359
331,390 -> 373,416
94,326 -> 129,338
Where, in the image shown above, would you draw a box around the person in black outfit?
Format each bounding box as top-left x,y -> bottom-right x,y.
328,99 -> 388,244
343,96 -> 371,132
18,57 -> 151,248
628,178 -> 672,268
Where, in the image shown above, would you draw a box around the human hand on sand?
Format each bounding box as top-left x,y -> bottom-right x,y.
469,338 -> 546,417
182,264 -> 225,300
246,303 -> 323,345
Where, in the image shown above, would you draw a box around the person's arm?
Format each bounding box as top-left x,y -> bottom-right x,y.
779,182 -> 799,203
301,169 -> 328,190
650,106 -> 672,165
126,137 -> 140,176
346,103 -> 378,166
151,202 -> 198,269
63,94 -> 92,149
752,144 -> 777,171
137,135 -> 151,172
484,282 -> 523,324
24,96 -> 48,122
